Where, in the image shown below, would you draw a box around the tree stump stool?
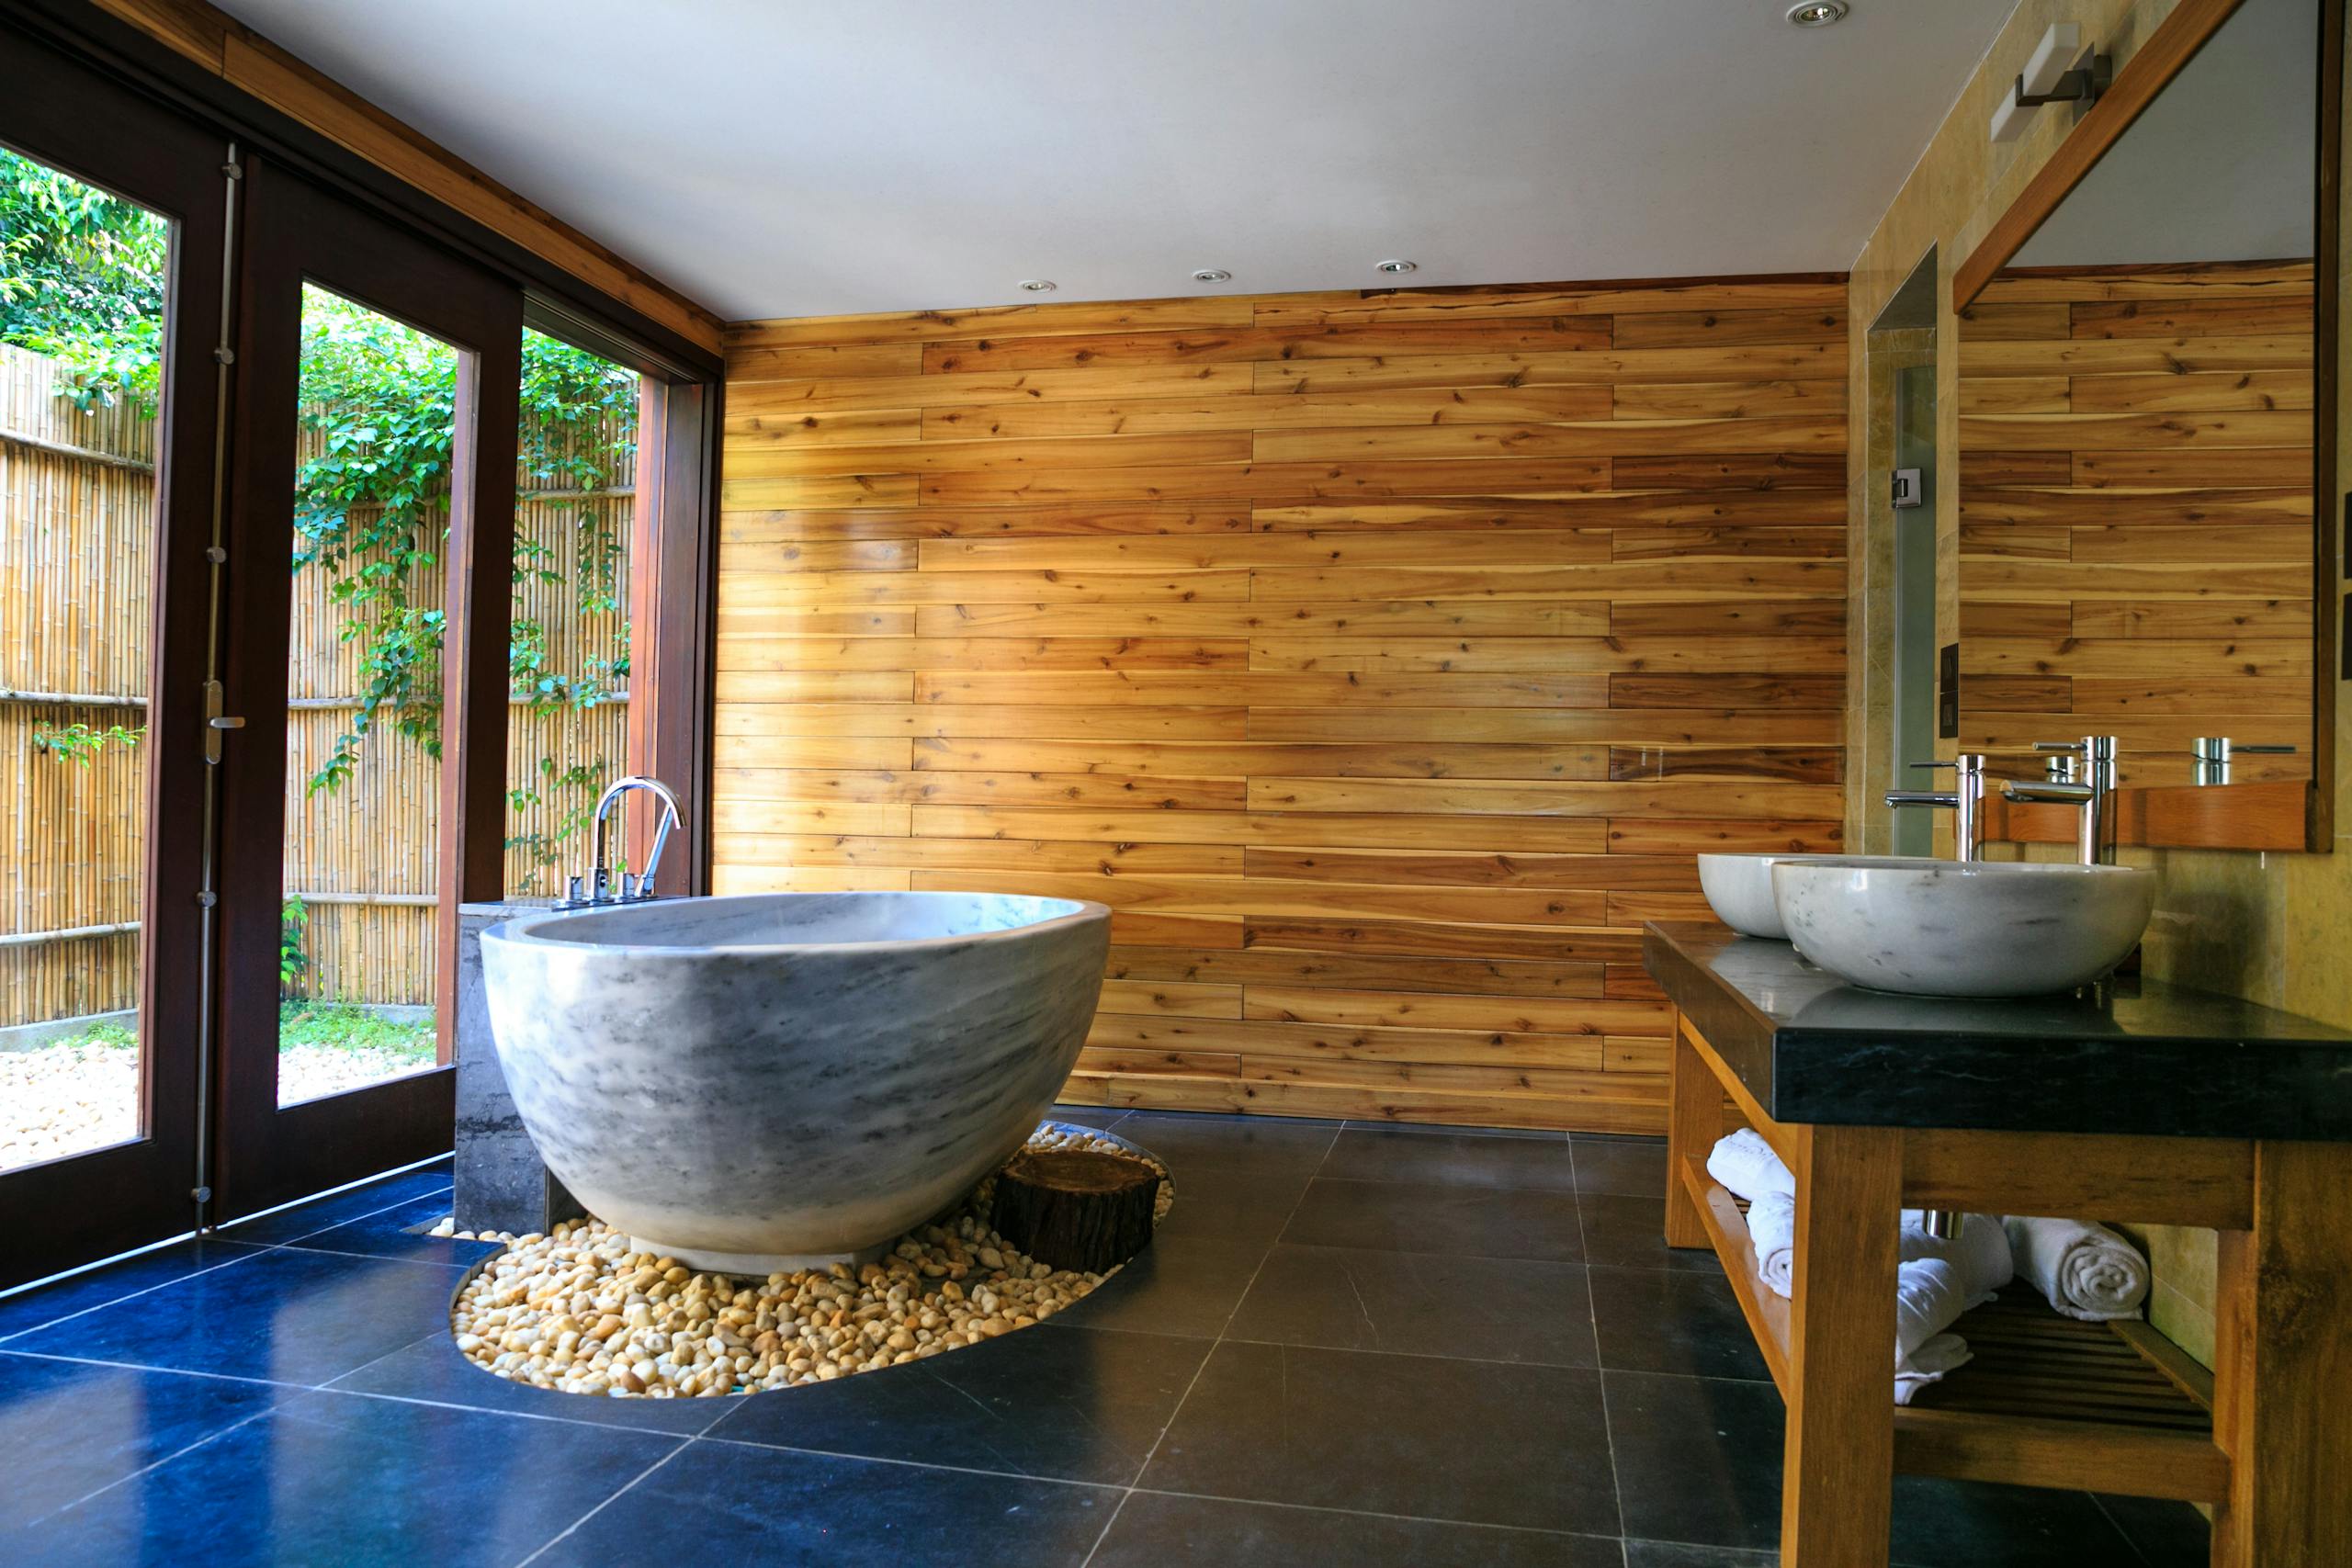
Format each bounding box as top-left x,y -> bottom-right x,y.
990,1148 -> 1161,1273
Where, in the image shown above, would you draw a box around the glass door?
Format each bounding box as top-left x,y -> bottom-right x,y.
0,29 -> 230,1288
209,154 -> 521,1221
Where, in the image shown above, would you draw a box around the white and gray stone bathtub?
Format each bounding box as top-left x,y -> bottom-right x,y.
479,891 -> 1110,1272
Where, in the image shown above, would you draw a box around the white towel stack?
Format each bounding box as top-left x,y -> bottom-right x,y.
1705,1135 -> 2036,1404
2003,1215 -> 2149,1321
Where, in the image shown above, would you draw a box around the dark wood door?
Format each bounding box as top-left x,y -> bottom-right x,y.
209,154 -> 520,1221
0,23 -> 229,1290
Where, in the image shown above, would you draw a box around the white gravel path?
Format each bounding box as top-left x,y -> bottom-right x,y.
1,1039 -> 435,1172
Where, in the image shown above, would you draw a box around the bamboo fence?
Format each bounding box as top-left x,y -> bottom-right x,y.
0,343 -> 632,1028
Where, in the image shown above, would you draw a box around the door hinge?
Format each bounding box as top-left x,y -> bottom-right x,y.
203,679 -> 243,764
1892,468 -> 1924,509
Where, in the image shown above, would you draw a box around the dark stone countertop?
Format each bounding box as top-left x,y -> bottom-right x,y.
1643,922 -> 2352,1141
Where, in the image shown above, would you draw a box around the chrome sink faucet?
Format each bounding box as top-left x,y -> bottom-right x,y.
2001,737 -> 2118,865
1886,754 -> 1988,861
560,775 -> 684,909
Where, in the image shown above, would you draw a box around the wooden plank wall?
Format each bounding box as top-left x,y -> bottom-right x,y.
713,276 -> 1851,1133
1957,262 -> 2315,786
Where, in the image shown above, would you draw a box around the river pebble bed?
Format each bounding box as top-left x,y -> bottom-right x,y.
430,1122 -> 1172,1400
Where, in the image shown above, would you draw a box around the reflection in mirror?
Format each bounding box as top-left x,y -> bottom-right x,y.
1957,0 -> 2319,796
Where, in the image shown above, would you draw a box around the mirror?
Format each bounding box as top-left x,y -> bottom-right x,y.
1954,0 -> 2326,835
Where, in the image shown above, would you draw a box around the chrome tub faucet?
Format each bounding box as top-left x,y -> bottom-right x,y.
560,775 -> 684,909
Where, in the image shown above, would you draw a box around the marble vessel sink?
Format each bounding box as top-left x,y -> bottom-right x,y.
480,891 -> 1110,1271
1697,853 -> 1895,940
1770,857 -> 2155,998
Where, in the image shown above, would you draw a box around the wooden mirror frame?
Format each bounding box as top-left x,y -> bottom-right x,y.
1955,0 -> 2343,853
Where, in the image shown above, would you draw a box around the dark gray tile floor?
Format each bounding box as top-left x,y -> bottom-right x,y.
0,1116 -> 2210,1566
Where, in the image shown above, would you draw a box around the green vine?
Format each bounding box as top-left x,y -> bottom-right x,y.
0,149 -> 167,412
4,150 -> 636,874
31,721 -> 142,767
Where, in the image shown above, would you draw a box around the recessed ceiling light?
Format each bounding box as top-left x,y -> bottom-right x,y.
1374,259 -> 1418,275
1018,278 -> 1057,292
1191,268 -> 1233,283
1786,1 -> 1848,26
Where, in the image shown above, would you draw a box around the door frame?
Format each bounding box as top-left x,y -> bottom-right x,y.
0,27 -> 229,1288
209,153 -> 521,1222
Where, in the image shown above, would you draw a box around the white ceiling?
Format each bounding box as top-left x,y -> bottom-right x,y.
218,0 -> 2023,324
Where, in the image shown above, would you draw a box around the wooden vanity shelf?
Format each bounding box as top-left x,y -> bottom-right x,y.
1645,922 -> 2352,1567
1679,1156 -> 2227,1505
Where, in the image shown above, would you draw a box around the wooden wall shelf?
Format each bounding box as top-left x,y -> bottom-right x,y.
1981,778 -> 2312,853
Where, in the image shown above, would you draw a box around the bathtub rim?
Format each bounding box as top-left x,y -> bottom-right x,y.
481,888 -> 1112,959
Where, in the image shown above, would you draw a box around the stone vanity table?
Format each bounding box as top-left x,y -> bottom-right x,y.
1644,924 -> 2352,1568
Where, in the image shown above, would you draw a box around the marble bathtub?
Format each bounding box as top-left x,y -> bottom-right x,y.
479,891 -> 1111,1271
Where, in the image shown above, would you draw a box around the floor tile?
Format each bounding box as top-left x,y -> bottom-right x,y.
280,1191 -> 507,1267
1114,1111 -> 1338,1177
327,1330 -> 722,1435
1602,1371 -> 1784,1551
1155,1164 -> 1313,1246
708,1322 -> 1209,1484
1045,1106 -> 1130,1131
0,1238 -> 273,1344
1046,1228 -> 1269,1337
1623,1544 -> 1781,1568
1283,1177 -> 1582,1262
13,1387 -> 676,1568
1227,1243 -> 1596,1367
0,1353 -> 275,1533
1317,1127 -> 1580,1190
1589,1267 -> 1771,1381
5,1244 -> 469,1388
1577,1192 -> 1729,1273
2095,1493 -> 2211,1567
1570,1137 -> 1670,1197
1603,1371 -> 2143,1564
1094,1491 -> 1622,1567
1883,1476 -> 2148,1568
537,1438 -> 1116,1564
1141,1339 -> 1620,1536
215,1160 -> 454,1246
1345,1119 -> 1567,1141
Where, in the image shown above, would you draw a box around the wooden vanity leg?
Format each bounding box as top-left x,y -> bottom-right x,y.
1781,1122 -> 1903,1568
1665,1012 -> 1717,1248
2210,1141 -> 2352,1568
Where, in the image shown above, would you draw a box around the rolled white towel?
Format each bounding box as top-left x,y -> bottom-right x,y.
1895,1333 -> 1972,1405
1747,1190 -> 1795,1297
1706,1129 -> 1793,1203
2004,1216 -> 2149,1321
1901,1211 -> 2015,1296
1897,1256 -> 1998,1366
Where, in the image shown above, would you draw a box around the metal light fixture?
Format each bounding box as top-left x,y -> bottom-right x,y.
1374,259 -> 1418,275
1017,278 -> 1057,292
1785,1 -> 1848,26
1988,23 -> 2112,141
1191,268 -> 1233,283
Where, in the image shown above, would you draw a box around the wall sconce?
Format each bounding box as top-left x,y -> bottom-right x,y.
1988,22 -> 2113,142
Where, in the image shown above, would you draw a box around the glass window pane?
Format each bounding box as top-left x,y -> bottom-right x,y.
0,145 -> 167,1170
277,283 -> 454,1106
505,330 -> 639,898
